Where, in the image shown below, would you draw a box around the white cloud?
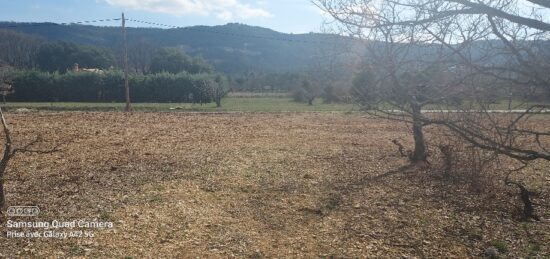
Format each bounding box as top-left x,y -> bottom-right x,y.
216,10 -> 233,21
105,0 -> 273,20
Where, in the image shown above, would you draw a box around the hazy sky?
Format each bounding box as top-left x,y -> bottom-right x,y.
0,0 -> 328,33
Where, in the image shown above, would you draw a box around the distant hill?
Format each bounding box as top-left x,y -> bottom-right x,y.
0,22 -> 361,75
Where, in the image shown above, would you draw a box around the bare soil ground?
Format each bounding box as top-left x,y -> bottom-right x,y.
0,112 -> 549,258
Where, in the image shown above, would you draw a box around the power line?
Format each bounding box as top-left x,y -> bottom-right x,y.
0,17 -> 356,45
0,18 -> 121,29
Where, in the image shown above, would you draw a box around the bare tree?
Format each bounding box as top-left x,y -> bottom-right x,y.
0,108 -> 13,208
315,0 -> 550,219
212,75 -> 229,108
0,108 -> 62,209
315,0 -> 550,159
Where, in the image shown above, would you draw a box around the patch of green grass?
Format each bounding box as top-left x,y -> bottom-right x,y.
154,185 -> 166,192
491,240 -> 509,253
424,100 -> 550,111
68,244 -> 86,256
99,211 -> 113,222
216,97 -> 357,112
4,97 -> 546,113
227,92 -> 288,98
527,243 -> 541,257
1,101 -> 216,111
147,195 -> 163,203
419,217 -> 429,226
239,186 -> 252,193
2,97 -> 358,112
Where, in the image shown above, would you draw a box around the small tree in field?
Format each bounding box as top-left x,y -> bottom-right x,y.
212,75 -> 229,108
293,79 -> 319,105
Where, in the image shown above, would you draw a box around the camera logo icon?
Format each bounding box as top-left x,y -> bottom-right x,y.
6,206 -> 40,217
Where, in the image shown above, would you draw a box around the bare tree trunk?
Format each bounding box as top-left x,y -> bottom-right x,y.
0,107 -> 11,209
0,179 -> 4,208
411,101 -> 427,162
0,160 -> 7,208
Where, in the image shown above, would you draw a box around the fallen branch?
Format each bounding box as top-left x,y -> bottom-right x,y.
392,139 -> 410,158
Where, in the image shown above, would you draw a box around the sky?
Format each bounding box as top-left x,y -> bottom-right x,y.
0,0 -> 328,33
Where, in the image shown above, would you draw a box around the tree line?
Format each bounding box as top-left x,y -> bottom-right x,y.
3,70 -> 224,103
0,29 -> 229,104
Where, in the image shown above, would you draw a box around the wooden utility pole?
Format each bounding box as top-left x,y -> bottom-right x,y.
122,12 -> 131,112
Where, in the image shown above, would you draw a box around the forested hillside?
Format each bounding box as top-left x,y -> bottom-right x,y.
0,22 -> 359,75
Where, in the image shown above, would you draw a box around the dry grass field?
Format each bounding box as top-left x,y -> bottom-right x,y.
0,112 -> 549,258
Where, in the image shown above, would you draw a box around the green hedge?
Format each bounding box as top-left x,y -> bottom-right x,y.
5,70 -> 217,103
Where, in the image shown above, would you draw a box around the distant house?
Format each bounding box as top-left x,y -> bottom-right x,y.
71,63 -> 105,74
